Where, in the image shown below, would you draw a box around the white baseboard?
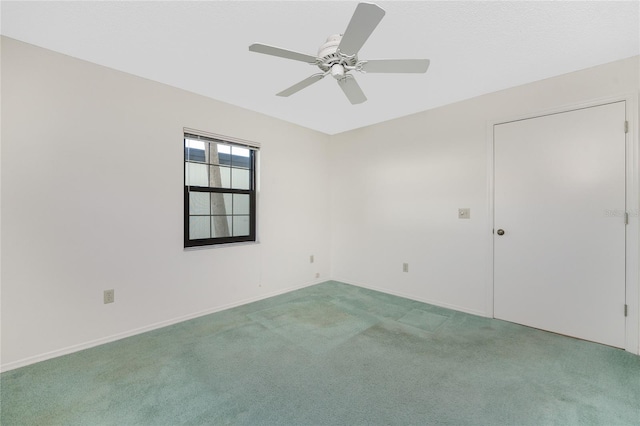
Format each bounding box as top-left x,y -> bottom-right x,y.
332,277 -> 488,318
1,279 -> 324,373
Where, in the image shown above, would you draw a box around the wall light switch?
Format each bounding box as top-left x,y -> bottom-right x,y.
458,208 -> 471,219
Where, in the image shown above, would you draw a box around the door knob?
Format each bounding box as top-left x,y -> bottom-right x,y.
496,229 -> 505,235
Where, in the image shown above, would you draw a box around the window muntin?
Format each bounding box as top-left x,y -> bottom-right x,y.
184,133 -> 256,247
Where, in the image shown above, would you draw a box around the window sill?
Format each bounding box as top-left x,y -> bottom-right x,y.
183,240 -> 261,251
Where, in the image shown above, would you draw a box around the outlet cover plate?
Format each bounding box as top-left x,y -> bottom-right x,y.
104,289 -> 115,304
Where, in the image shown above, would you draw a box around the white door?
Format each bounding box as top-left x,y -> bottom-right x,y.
494,101 -> 627,348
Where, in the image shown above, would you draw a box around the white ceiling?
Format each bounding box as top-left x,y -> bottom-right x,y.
2,1 -> 639,135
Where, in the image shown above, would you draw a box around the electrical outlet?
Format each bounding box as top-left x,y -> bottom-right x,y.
310,255 -> 314,263
458,208 -> 471,219
403,263 -> 409,273
104,289 -> 115,304
315,272 -> 320,278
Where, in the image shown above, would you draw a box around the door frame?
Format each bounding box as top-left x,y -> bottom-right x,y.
486,93 -> 639,354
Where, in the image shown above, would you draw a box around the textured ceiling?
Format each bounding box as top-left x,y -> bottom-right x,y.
1,1 -> 639,135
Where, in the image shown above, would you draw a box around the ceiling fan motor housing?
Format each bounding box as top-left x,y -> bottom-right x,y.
317,34 -> 358,73
248,2 -> 429,104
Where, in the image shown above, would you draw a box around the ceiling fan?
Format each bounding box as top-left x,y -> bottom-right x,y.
249,2 -> 430,104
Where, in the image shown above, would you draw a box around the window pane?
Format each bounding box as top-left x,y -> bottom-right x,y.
185,162 -> 208,187
189,192 -> 209,215
211,216 -> 232,238
233,194 -> 250,215
185,147 -> 206,163
185,139 -> 206,162
209,166 -> 231,188
207,144 -> 220,165
231,146 -> 251,168
233,215 -> 250,236
217,144 -> 231,154
231,146 -> 249,157
211,193 -> 232,216
189,216 -> 210,239
231,168 -> 250,189
217,144 -> 231,166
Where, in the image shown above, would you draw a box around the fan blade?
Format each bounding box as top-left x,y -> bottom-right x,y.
277,73 -> 326,97
249,43 -> 317,64
337,75 -> 367,104
361,59 -> 430,73
338,3 -> 386,57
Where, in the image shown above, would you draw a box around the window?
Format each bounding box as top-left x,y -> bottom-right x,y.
184,132 -> 257,247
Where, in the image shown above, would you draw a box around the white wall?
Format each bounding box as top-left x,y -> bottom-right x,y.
0,37 -> 331,370
2,37 -> 639,370
329,56 -> 640,333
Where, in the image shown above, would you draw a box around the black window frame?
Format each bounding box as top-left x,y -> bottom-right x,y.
184,132 -> 257,247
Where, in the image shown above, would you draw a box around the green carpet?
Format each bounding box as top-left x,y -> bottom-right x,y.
2,281 -> 639,425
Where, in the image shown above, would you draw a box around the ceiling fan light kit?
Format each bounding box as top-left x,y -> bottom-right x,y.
248,2 -> 430,105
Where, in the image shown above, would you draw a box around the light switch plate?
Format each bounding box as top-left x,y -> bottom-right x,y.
458,208 -> 470,219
